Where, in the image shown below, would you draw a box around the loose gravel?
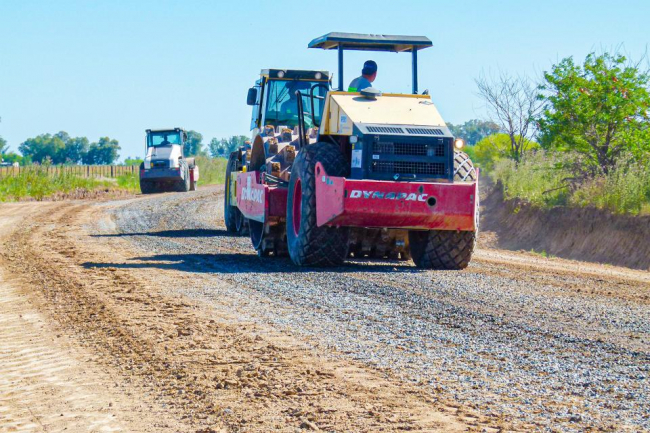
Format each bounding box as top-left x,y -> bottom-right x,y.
94,187 -> 650,432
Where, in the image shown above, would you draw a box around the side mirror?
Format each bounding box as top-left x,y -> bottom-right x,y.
247,87 -> 258,106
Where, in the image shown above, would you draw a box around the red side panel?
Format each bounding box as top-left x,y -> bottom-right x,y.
268,188 -> 288,218
236,172 -> 266,222
315,164 -> 346,226
315,163 -> 478,231
236,171 -> 288,223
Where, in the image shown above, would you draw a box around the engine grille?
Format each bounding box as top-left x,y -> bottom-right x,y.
405,127 -> 444,136
371,161 -> 446,176
373,142 -> 444,157
367,126 -> 405,134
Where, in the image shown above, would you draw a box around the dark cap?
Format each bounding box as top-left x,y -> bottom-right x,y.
362,60 -> 378,76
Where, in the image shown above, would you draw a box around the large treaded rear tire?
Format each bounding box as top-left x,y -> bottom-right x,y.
409,151 -> 478,270
286,142 -> 349,266
409,230 -> 475,270
453,151 -> 477,182
224,152 -> 240,233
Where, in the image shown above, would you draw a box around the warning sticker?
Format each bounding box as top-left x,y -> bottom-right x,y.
351,149 -> 363,168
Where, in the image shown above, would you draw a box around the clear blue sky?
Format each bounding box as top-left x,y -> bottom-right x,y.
1,0 -> 648,160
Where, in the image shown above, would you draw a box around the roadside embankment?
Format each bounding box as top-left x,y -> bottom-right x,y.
481,183 -> 650,271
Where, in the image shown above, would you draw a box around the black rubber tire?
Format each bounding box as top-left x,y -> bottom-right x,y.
140,179 -> 155,194
176,160 -> 191,192
409,230 -> 475,270
453,151 -> 477,182
286,142 -> 349,266
224,152 -> 240,233
139,163 -> 156,194
409,151 -> 478,270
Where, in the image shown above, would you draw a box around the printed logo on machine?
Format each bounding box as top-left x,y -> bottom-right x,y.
349,190 -> 428,201
242,175 -> 264,204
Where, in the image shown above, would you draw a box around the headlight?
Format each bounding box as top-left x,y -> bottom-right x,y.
277,70 -> 285,78
315,72 -> 322,80
454,138 -> 465,149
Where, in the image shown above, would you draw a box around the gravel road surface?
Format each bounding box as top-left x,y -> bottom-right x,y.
1,185 -> 648,432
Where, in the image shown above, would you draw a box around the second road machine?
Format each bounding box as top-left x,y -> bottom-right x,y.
139,128 -> 199,194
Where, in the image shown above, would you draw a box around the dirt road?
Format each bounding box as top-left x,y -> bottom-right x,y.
0,186 -> 648,432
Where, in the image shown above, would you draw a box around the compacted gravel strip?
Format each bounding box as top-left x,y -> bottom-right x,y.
94,187 -> 650,432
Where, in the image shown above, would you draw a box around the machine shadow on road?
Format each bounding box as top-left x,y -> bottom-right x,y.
82,252 -> 425,275
92,229 -> 232,238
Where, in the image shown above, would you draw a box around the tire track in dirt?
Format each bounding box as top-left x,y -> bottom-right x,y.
0,204 -> 134,432
1,198 -> 481,431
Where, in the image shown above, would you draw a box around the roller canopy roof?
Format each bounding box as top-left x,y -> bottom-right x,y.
309,32 -> 432,52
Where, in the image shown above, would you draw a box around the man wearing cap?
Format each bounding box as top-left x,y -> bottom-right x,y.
348,60 -> 377,92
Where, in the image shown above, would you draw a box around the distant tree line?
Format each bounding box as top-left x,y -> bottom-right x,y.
207,136 -> 249,157
1,130 -> 249,166
0,135 -> 27,165
1,131 -> 121,165
173,130 -> 248,159
446,120 -> 500,146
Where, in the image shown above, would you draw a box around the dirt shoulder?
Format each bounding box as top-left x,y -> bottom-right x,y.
481,183 -> 650,271
0,198 -> 480,431
0,203 -> 173,432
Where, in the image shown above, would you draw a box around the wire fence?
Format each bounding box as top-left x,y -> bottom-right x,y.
0,165 -> 139,179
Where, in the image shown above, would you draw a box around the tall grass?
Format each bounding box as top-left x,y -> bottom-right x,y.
491,151 -> 569,206
195,156 -> 227,186
491,150 -> 650,214
569,155 -> 650,214
116,172 -> 141,192
0,165 -> 137,202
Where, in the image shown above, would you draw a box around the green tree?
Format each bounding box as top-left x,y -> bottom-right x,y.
226,135 -> 249,153
446,120 -> 500,145
0,136 -> 8,155
19,134 -> 66,164
184,130 -> 204,156
1,152 -> 29,165
539,52 -> 650,172
83,137 -> 120,165
207,135 -> 249,157
54,131 -> 70,144
124,157 -> 144,166
471,133 -> 539,170
208,137 -> 225,157
18,131 -> 91,164
62,136 -> 89,164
